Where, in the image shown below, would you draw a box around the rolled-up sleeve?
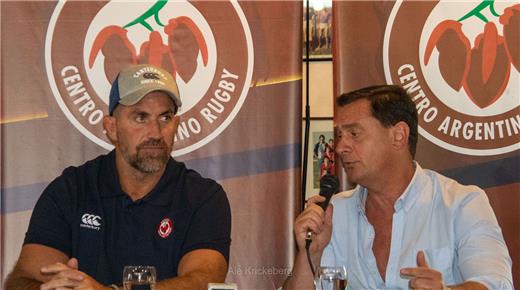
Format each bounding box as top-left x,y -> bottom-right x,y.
455,189 -> 513,289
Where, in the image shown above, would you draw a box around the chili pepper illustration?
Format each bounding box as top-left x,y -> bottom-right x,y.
139,31 -> 177,76
463,26 -> 511,109
480,21 -> 499,83
160,46 -> 177,78
164,16 -> 208,83
424,20 -> 471,91
89,1 -> 210,86
499,4 -> 520,72
88,25 -> 137,82
139,31 -> 163,66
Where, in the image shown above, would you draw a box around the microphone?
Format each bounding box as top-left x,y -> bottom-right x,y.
305,174 -> 339,246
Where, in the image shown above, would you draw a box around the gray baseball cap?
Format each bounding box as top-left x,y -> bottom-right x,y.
108,64 -> 181,115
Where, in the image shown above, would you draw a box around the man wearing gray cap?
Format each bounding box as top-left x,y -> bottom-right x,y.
5,64 -> 231,290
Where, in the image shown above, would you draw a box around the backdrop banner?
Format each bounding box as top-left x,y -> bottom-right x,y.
333,1 -> 519,286
1,1 -> 302,289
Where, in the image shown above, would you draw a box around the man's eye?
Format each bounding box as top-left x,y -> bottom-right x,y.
135,115 -> 146,122
160,114 -> 172,122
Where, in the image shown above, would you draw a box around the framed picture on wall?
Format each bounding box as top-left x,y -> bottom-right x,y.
303,118 -> 335,199
303,0 -> 332,60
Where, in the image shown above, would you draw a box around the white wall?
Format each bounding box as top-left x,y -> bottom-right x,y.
302,61 -> 334,198
302,61 -> 333,118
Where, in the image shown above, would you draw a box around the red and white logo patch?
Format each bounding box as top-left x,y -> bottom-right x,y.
157,218 -> 173,238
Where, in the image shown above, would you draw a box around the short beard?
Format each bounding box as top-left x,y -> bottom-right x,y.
129,152 -> 169,173
125,139 -> 171,174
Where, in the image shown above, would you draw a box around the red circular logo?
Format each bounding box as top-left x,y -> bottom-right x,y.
46,1 -> 253,157
384,2 -> 519,156
157,218 -> 173,238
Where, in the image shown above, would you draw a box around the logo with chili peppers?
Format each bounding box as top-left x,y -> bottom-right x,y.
157,218 -> 173,238
46,1 -> 253,156
384,1 -> 519,156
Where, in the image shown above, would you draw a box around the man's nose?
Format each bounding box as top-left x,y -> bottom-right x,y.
146,120 -> 162,139
336,137 -> 352,154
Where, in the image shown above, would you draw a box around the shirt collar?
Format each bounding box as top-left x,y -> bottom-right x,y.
394,161 -> 425,212
139,159 -> 183,206
354,162 -> 426,213
100,150 -> 125,197
355,186 -> 367,215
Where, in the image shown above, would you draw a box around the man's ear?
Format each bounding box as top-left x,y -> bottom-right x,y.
103,115 -> 117,145
392,121 -> 410,151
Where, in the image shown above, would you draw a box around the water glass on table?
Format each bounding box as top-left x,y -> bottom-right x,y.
123,265 -> 156,290
314,266 -> 348,290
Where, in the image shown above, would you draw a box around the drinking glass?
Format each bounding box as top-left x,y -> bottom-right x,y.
314,266 -> 348,290
123,266 -> 156,290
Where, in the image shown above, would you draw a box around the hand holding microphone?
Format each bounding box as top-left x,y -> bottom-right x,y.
305,174 -> 339,246
294,174 -> 339,254
295,174 -> 339,276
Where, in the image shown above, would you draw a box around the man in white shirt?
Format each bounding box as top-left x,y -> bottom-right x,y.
284,85 -> 513,289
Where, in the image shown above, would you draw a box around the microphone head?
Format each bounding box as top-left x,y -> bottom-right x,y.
319,174 -> 339,210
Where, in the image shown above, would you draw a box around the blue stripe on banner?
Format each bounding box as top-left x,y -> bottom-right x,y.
1,182 -> 48,214
1,143 -> 301,214
441,155 -> 520,189
184,143 -> 301,181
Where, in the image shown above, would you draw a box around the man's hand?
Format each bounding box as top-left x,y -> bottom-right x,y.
282,195 -> 334,290
400,251 -> 445,290
40,258 -> 108,290
294,195 -> 333,256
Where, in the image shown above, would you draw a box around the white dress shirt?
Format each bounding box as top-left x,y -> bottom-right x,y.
321,163 -> 513,289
